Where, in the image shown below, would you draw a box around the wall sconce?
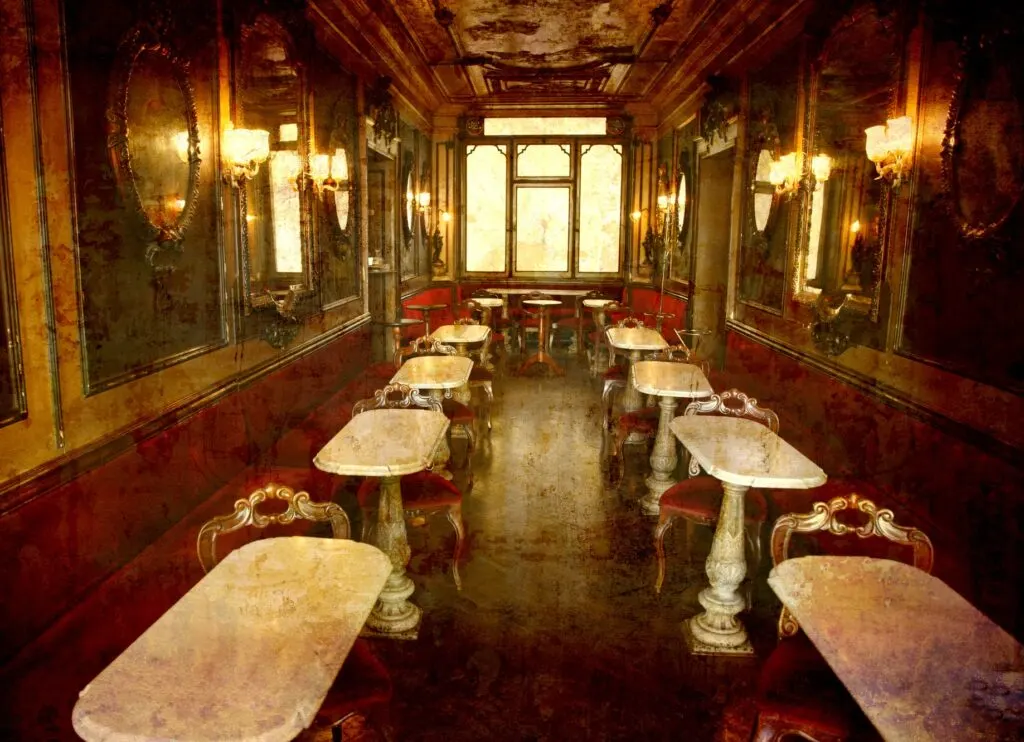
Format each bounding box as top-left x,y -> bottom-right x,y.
865,116 -> 913,189
309,152 -> 349,193
811,154 -> 832,184
223,123 -> 270,185
768,152 -> 802,195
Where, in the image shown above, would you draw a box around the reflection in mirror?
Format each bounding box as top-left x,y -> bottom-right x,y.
753,149 -> 776,232
237,14 -> 307,313
107,26 -> 200,269
802,4 -> 901,319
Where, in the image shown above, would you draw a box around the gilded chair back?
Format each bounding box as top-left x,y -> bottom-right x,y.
616,315 -> 645,328
682,390 -> 778,476
196,484 -> 351,573
649,345 -> 711,376
402,335 -> 457,363
770,493 -> 934,638
352,382 -> 441,417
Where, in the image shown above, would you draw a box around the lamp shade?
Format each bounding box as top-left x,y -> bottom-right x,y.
811,154 -> 832,183
886,116 -> 913,154
309,153 -> 331,182
864,125 -> 888,163
224,127 -> 270,168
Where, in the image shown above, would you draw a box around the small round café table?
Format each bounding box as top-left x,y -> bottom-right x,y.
516,298 -> 564,377
374,317 -> 425,365
405,303 -> 448,335
470,296 -> 504,368
583,298 -> 615,373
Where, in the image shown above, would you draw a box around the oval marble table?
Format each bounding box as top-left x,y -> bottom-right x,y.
631,360 -> 713,515
606,326 -> 668,441
72,538 -> 392,742
315,408 -> 450,639
669,415 -> 826,655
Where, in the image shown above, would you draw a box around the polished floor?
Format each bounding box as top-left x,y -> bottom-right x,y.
339,343 -> 775,740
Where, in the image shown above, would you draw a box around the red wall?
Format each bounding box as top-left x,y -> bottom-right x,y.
724,330 -> 1024,637
0,326 -> 371,666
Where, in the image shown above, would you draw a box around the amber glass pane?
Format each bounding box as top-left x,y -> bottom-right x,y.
515,187 -> 569,272
484,117 -> 605,136
466,145 -> 508,272
269,151 -> 303,273
579,145 -> 621,273
517,145 -> 570,178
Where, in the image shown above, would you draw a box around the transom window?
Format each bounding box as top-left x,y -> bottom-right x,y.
463,120 -> 624,277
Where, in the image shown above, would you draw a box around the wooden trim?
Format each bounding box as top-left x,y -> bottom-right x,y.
726,320 -> 1024,468
0,314 -> 371,516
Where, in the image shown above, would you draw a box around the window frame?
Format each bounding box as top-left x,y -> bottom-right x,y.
460,133 -> 627,280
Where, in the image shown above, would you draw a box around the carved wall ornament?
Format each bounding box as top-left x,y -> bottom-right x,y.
700,76 -> 739,147
941,38 -> 1024,242
368,77 -> 398,148
106,21 -> 201,271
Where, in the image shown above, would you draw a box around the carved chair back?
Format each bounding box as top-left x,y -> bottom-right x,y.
352,382 -> 441,417
770,493 -> 934,638
616,315 -> 646,328
401,335 -> 457,363
648,345 -> 711,375
456,299 -> 482,322
197,484 -> 351,573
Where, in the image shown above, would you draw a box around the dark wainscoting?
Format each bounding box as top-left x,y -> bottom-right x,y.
0,324 -> 370,666
723,328 -> 1024,638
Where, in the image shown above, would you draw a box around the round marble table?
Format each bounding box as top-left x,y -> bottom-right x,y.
468,297 -> 504,368
583,298 -> 615,373
517,298 -> 564,377
405,303 -> 448,335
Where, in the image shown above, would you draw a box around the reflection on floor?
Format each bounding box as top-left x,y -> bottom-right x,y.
337,346 -> 776,741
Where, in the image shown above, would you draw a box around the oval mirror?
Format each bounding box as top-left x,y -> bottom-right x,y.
753,149 -> 775,232
403,164 -> 414,244
945,48 -> 1024,238
108,29 -> 200,269
333,147 -> 351,233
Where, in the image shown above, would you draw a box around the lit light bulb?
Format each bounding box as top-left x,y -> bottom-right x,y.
811,154 -> 832,183
630,210 -> 642,223
850,219 -> 861,234
440,210 -> 452,223
417,191 -> 431,209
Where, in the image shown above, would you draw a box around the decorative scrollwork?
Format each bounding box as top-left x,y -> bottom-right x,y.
106,22 -> 201,271
352,383 -> 440,416
683,389 -> 780,434
196,483 -> 351,572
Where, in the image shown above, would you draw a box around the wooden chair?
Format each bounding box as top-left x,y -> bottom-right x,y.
351,383 -> 466,590
653,390 -> 778,598
600,313 -> 646,430
609,346 -> 704,479
752,489 -> 934,742
197,484 -> 391,742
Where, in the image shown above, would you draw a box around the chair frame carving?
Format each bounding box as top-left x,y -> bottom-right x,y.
683,390 -> 779,476
770,492 -> 935,637
403,335 -> 457,360
197,484 -> 351,573
615,315 -> 646,328
352,382 -> 440,416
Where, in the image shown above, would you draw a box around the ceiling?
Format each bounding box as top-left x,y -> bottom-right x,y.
313,0 -> 815,124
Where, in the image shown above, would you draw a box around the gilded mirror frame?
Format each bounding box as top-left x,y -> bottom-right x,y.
106,22 -> 201,271
940,37 -> 1024,243
234,12 -> 313,318
796,5 -> 905,322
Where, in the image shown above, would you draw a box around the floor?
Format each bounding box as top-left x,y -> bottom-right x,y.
338,341 -> 776,741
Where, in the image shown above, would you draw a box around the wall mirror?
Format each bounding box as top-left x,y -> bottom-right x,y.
400,152 -> 415,278
738,69 -> 794,313
236,14 -> 310,315
800,5 -> 903,320
671,143 -> 694,284
107,24 -> 201,270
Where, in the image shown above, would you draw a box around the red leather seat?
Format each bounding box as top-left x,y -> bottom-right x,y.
441,398 -> 475,424
661,478 -> 768,522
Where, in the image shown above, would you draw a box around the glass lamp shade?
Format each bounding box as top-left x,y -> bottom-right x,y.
417,191 -> 431,209
886,116 -> 913,155
811,154 -> 832,182
768,159 -> 787,186
309,153 -> 331,182
224,127 -> 270,169
864,125 -> 888,163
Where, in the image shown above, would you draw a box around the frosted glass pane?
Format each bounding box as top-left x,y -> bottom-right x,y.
269,151 -> 303,273
579,145 -> 621,273
516,187 -> 569,272
466,146 -> 508,272
517,145 -> 570,177
485,117 -> 606,136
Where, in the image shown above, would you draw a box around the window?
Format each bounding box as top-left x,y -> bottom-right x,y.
462,119 -> 624,277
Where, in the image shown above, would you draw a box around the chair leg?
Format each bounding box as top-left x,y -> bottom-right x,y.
360,507 -> 373,543
484,382 -> 493,431
613,425 -> 628,480
744,520 -> 763,609
447,504 -> 465,591
654,514 -> 677,594
602,382 -> 615,430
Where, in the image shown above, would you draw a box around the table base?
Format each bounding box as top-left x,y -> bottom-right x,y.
682,617 -> 754,656
365,475 -> 422,639
517,351 -> 564,377
640,473 -> 676,515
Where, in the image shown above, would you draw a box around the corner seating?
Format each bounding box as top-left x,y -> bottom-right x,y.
0,349 -> 420,739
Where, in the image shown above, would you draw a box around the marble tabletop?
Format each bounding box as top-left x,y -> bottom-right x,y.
314,408 -> 449,477
391,355 -> 473,390
406,303 -> 448,311
606,326 -> 669,351
669,416 -> 826,489
632,361 -> 713,398
472,297 -> 504,307
769,556 -> 1024,741
523,298 -> 562,306
72,537 -> 391,742
432,324 -> 491,344
583,298 -> 615,308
